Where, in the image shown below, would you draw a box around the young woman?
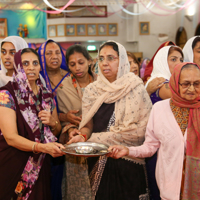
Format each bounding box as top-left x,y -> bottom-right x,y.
0,48 -> 64,200
0,36 -> 28,87
68,41 -> 152,200
183,36 -> 200,66
57,44 -> 96,200
145,46 -> 183,104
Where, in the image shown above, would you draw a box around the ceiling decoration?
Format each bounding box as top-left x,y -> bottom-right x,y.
0,0 -> 197,18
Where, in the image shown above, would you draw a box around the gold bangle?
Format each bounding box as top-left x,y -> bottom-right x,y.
79,134 -> 86,142
32,142 -> 39,154
51,121 -> 58,131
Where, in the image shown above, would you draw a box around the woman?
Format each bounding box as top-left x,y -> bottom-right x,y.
127,51 -> 140,76
57,44 -> 97,200
145,46 -> 183,104
0,36 -> 28,87
183,36 -> 200,66
68,41 -> 152,200
38,39 -> 70,199
143,41 -> 175,83
144,45 -> 183,200
0,48 -> 64,199
108,62 -> 200,200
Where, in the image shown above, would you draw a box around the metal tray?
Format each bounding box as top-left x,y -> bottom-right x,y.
61,142 -> 109,157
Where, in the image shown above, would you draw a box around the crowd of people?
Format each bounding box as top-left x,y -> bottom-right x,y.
0,35 -> 200,200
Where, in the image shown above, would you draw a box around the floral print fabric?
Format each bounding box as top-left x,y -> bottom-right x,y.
0,90 -> 16,110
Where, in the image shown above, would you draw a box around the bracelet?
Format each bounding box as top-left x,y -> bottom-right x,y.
51,121 -> 58,131
79,134 -> 87,142
32,142 -> 39,154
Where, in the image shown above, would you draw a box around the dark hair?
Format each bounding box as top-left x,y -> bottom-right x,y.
181,63 -> 200,71
99,42 -> 119,56
66,44 -> 93,77
168,46 -> 184,58
45,40 -> 62,53
192,37 -> 200,49
127,51 -> 140,76
21,48 -> 41,65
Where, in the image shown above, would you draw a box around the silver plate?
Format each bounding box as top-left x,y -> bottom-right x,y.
61,142 -> 109,157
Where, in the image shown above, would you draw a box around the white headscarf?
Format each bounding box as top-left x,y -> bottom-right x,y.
145,46 -> 172,88
0,36 -> 28,87
182,36 -> 199,62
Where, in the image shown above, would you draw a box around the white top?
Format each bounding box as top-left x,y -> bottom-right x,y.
128,99 -> 185,200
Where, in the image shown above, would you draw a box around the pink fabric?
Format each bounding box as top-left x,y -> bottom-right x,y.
128,99 -> 184,200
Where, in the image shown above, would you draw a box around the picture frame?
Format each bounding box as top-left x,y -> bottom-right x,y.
76,24 -> 86,36
0,18 -> 7,38
66,24 -> 76,36
48,25 -> 56,37
56,24 -> 65,37
97,24 -> 107,36
139,22 -> 150,35
87,24 -> 97,36
108,23 -> 118,36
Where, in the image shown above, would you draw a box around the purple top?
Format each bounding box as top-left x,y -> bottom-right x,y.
150,80 -> 169,105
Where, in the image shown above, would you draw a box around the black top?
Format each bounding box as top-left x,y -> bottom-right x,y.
92,103 -> 115,132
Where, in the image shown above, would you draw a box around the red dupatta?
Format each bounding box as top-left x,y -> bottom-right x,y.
169,62 -> 200,199
143,41 -> 175,82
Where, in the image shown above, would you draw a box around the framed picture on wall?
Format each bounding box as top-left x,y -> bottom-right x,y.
76,24 -> 86,36
139,22 -> 150,35
108,23 -> 118,36
97,24 -> 107,36
66,24 -> 76,36
0,18 -> 7,38
87,24 -> 97,36
57,24 -> 65,36
48,25 -> 56,37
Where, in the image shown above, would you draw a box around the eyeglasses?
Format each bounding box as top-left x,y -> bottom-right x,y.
178,82 -> 200,89
98,55 -> 118,63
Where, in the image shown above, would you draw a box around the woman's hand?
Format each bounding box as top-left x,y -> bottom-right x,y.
107,145 -> 129,159
66,110 -> 82,125
38,110 -> 55,127
67,134 -> 85,145
68,128 -> 81,140
146,77 -> 165,96
39,142 -> 65,158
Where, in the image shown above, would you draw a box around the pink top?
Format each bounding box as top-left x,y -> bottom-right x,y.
128,99 -> 185,200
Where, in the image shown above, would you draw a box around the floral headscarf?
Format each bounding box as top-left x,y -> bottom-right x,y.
169,62 -> 200,199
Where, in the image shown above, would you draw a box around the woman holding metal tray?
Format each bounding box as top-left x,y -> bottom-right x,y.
67,41 -> 152,200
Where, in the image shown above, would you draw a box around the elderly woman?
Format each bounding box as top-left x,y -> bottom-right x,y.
183,36 -> 200,66
0,36 -> 28,87
68,41 -> 152,199
0,48 -> 64,199
108,62 -> 200,200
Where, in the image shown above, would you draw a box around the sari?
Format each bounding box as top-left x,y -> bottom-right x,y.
0,36 -> 28,87
0,50 -> 56,200
38,39 -> 69,200
38,39 -> 69,112
143,41 -> 175,82
169,62 -> 200,199
79,40 -> 152,199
